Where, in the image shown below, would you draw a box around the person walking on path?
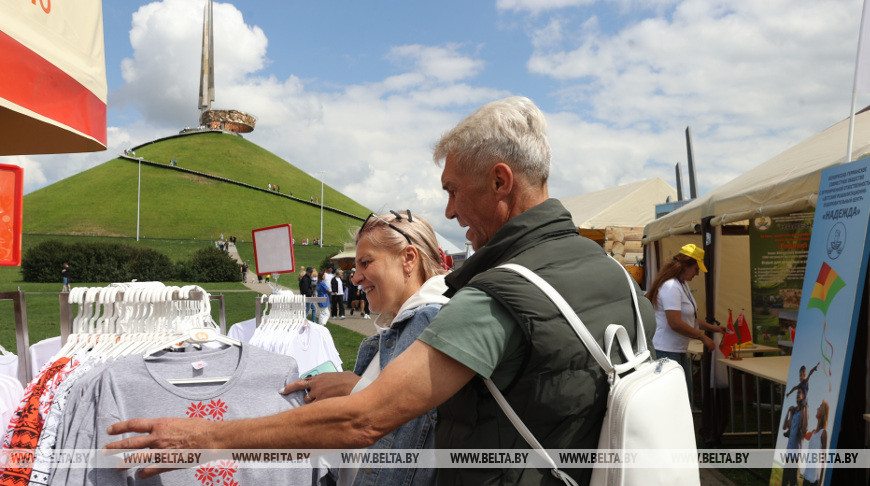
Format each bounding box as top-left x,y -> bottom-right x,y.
333,270 -> 346,319
61,263 -> 71,292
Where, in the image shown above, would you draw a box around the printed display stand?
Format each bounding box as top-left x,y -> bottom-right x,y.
251,224 -> 296,276
769,156 -> 870,486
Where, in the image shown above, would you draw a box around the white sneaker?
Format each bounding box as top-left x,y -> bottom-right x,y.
339,316 -> 346,320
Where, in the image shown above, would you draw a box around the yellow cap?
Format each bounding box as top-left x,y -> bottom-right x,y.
679,244 -> 707,272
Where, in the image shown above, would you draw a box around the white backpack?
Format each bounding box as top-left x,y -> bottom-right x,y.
486,262 -> 700,486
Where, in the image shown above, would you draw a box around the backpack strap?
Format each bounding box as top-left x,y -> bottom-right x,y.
497,260 -> 650,375
483,378 -> 579,486
484,259 -> 649,485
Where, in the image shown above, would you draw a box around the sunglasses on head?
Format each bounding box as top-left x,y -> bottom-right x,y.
360,210 -> 414,245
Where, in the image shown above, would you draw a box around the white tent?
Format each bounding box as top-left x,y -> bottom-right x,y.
645,110 -> 870,244
562,178 -> 677,230
642,109 -> 870,330
0,0 -> 107,155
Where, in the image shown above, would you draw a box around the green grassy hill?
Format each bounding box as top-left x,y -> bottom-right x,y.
24,131 -> 369,244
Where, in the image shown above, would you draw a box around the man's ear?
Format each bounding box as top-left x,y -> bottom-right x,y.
490,162 -> 514,200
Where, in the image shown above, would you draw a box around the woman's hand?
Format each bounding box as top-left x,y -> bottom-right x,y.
282,371 -> 362,403
700,333 -> 715,352
698,319 -> 725,334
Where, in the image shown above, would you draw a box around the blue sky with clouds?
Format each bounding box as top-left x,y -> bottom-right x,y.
4,0 -> 869,245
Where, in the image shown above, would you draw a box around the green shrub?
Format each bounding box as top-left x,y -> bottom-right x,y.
21,240 -> 141,283
21,240 -> 242,283
20,240 -> 69,283
127,248 -> 174,281
181,246 -> 242,283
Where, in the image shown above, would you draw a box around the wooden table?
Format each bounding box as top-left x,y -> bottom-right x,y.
685,341 -> 780,412
728,343 -> 781,358
719,355 -> 790,384
719,356 -> 791,447
687,340 -> 780,356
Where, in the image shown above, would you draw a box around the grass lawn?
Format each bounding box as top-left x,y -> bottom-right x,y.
24,133 -> 370,244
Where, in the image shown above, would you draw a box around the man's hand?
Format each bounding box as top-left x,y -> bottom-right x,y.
104,417 -> 214,479
282,371 -> 362,403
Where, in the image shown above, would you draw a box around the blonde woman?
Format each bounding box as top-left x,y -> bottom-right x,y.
285,210 -> 447,486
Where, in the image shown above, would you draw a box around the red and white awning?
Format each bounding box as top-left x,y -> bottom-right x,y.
0,0 -> 107,155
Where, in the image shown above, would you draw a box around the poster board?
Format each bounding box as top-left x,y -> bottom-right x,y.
769,157 -> 870,486
749,211 -> 813,346
251,224 -> 295,276
0,164 -> 23,266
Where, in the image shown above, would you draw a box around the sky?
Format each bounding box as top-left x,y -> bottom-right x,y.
4,0 -> 870,246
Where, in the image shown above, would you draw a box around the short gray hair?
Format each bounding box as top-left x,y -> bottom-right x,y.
433,96 -> 551,185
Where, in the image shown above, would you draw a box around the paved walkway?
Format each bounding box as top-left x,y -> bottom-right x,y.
225,243 -> 289,294
328,311 -> 378,337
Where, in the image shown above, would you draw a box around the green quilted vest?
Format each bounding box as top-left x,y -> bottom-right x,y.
437,199 -> 656,485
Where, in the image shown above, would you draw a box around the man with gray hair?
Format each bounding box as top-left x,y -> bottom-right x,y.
106,97 -> 655,486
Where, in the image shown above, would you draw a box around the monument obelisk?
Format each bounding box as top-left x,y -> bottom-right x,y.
196,0 -> 256,133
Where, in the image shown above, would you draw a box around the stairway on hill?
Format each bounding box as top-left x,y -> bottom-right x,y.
223,242 -> 289,294
223,242 -> 377,337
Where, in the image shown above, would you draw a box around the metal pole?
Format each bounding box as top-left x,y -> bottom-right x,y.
675,162 -> 684,201
136,158 -> 141,241
685,126 -> 698,199
847,0 -> 870,163
319,171 -> 324,247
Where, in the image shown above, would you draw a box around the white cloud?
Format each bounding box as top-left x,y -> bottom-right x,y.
524,0 -> 861,199
17,0 -> 869,248
497,0 -> 594,15
387,44 -> 485,83
115,0 -> 268,126
6,156 -> 47,193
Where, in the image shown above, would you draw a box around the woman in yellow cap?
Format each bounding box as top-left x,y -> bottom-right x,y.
645,243 -> 724,386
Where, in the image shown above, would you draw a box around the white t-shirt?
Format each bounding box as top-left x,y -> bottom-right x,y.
0,354 -> 19,382
652,278 -> 698,353
289,323 -> 342,373
29,337 -> 62,380
227,318 -> 257,343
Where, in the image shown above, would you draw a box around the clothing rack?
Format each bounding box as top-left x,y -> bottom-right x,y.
254,295 -> 326,326
58,290 -> 227,345
0,291 -> 31,386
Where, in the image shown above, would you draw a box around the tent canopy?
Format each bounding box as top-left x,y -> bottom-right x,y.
0,0 -> 106,155
561,178 -> 677,229
644,110 -> 870,243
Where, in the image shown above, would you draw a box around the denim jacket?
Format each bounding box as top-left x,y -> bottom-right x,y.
346,276 -> 447,486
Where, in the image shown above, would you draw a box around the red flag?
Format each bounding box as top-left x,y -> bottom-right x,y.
736,310 -> 752,344
789,326 -> 796,342
719,310 -> 738,357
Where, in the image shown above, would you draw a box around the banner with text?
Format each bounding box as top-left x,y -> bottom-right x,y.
749,212 -> 813,346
